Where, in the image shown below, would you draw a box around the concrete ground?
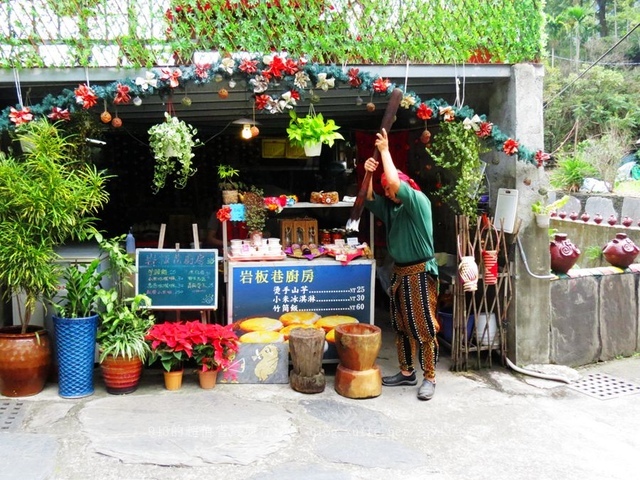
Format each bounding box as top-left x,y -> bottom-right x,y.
1,313 -> 639,480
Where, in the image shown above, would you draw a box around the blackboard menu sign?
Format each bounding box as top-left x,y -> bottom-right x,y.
227,260 -> 375,323
136,249 -> 218,309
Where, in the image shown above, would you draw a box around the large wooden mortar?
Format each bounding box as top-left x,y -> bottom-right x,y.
334,323 -> 382,399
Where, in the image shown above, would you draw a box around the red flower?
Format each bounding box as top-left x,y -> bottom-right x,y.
254,94 -> 272,110
289,89 -> 301,101
476,121 -> 493,138
283,58 -> 299,76
195,63 -> 211,79
114,84 -> 131,104
263,55 -> 288,80
535,150 -> 551,167
48,107 -> 71,122
160,68 -> 182,88
503,138 -> 519,156
239,59 -> 259,75
416,103 -> 433,121
74,84 -> 98,109
9,106 -> 33,125
216,205 -> 231,222
347,68 -> 362,88
372,77 -> 391,93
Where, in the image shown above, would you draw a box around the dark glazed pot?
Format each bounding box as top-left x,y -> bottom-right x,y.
602,233 -> 640,269
550,233 -> 581,274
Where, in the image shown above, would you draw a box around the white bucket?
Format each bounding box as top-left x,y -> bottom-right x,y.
476,313 -> 498,346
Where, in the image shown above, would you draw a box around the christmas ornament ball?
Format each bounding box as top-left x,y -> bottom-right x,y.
100,111 -> 112,123
366,102 -> 376,112
111,117 -> 122,128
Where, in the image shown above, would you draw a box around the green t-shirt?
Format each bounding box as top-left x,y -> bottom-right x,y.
366,182 -> 438,276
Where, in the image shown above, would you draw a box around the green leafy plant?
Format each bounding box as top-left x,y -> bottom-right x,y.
243,186 -> 267,234
531,194 -> 570,215
427,121 -> 489,220
549,153 -> 598,192
0,119 -> 110,333
148,112 -> 201,193
217,164 -> 241,191
95,235 -> 155,362
286,106 -> 344,148
54,253 -> 106,319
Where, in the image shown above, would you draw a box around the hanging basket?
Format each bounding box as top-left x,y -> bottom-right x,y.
458,256 -> 479,292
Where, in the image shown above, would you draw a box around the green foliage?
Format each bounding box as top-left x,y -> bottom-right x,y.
54,255 -> 105,319
531,195 -> 570,215
0,119 -> 110,331
217,164 -> 241,190
286,109 -> 344,148
148,113 -> 201,193
427,121 -> 489,220
549,153 -> 599,191
0,0 -> 544,68
95,235 -> 155,362
243,186 -> 267,233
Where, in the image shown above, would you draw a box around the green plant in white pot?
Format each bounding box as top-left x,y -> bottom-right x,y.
0,118 -> 109,397
148,112 -> 201,193
286,104 -> 344,157
217,164 -> 242,204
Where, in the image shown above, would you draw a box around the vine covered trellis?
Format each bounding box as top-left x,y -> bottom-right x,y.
0,0 -> 544,69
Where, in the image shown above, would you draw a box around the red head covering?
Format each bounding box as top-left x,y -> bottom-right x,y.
381,170 -> 421,192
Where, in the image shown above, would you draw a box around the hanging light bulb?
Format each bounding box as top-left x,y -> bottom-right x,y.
241,124 -> 252,140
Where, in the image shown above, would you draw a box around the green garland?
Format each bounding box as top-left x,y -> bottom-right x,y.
1,55 -> 545,165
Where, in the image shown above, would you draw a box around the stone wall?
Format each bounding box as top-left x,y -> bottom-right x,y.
550,272 -> 639,366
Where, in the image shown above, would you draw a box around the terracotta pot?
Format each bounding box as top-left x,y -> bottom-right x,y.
163,369 -> 184,391
100,354 -> 143,395
602,233 -> 640,269
0,326 -> 52,397
198,369 -> 218,389
550,233 -> 581,274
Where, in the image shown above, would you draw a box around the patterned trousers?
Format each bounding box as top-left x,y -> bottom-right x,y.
389,262 -> 439,379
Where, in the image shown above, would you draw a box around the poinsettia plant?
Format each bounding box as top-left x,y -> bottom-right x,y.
146,321 -> 195,372
189,322 -> 239,375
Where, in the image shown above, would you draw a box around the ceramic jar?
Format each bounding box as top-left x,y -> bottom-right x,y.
550,233 -> 581,274
602,233 -> 640,269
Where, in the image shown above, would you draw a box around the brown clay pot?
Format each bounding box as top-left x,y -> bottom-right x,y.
602,233 -> 640,269
100,354 -> 143,395
550,233 -> 581,274
163,369 -> 183,391
0,326 -> 52,397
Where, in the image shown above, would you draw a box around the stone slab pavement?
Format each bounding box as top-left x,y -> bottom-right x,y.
1,317 -> 640,480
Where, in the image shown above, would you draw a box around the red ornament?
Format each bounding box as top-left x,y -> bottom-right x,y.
218,88 -> 229,99
111,117 -> 122,128
419,129 -> 431,144
366,102 -> 376,112
250,126 -> 260,137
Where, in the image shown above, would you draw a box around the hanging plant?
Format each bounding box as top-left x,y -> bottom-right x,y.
286,104 -> 344,149
427,121 -> 489,220
147,112 -> 201,193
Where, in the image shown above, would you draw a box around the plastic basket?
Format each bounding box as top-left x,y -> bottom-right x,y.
437,308 -> 474,344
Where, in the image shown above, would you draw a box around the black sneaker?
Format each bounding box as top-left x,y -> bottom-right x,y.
382,371 -> 417,386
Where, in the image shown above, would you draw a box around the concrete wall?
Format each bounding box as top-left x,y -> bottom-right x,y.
550,273 -> 639,366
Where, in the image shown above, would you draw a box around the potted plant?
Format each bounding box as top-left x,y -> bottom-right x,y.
148,112 -> 201,194
190,322 -> 239,389
95,235 -> 155,394
217,164 -> 242,204
146,321 -> 195,390
286,104 -> 344,157
531,193 -> 570,228
243,186 -> 267,244
0,119 -> 109,397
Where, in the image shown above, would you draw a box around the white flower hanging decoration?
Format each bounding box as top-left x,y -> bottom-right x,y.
250,75 -> 269,93
400,94 -> 416,109
315,72 -> 335,91
220,57 -> 235,75
135,71 -> 157,91
462,114 -> 482,131
294,71 -> 310,89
